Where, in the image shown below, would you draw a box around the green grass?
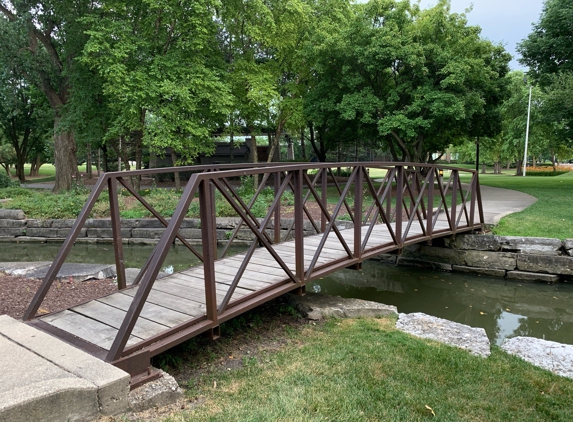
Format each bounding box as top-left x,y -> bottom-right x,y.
172,317 -> 572,421
460,170 -> 573,239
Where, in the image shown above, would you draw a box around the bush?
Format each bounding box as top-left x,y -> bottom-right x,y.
0,173 -> 18,189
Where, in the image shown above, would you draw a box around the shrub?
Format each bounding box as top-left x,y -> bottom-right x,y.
0,173 -> 18,189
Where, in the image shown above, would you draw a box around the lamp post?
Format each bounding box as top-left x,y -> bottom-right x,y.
523,81 -> 532,177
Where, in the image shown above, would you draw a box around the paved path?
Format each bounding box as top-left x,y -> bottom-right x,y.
0,184 -> 538,421
478,185 -> 537,225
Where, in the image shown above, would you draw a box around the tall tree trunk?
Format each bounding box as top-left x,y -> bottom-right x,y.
481,162 -> 486,174
53,117 -> 78,192
130,129 -> 143,191
551,149 -> 556,171
300,128 -> 306,161
102,145 -> 109,172
86,142 -> 92,179
308,123 -> 326,162
248,133 -> 258,189
149,150 -> 157,184
516,159 -> 523,176
171,149 -> 181,190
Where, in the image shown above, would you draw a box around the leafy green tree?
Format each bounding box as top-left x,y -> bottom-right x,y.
0,0 -> 94,191
518,0 -> 573,83
81,0 -> 231,188
0,66 -> 53,182
305,0 -> 510,163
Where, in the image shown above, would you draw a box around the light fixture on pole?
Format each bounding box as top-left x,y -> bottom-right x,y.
523,78 -> 532,177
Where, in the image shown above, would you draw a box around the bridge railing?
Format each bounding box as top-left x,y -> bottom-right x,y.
23,162 -> 483,365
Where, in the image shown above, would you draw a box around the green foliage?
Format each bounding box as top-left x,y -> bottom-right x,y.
0,173 -> 18,189
305,0 -> 511,163
518,0 -> 573,80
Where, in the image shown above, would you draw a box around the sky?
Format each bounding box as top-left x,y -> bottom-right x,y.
358,0 -> 546,70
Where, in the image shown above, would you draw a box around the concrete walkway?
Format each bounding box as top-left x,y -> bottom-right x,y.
478,185 -> 537,225
0,184 -> 538,421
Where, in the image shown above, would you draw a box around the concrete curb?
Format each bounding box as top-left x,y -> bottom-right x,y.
0,316 -> 130,421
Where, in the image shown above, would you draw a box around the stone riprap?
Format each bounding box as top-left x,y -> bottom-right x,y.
0,212 -> 353,244
396,312 -> 491,357
292,292 -> 397,320
401,234 -> 573,283
501,337 -> 573,379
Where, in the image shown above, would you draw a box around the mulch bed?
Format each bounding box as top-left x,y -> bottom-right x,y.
0,273 -> 118,319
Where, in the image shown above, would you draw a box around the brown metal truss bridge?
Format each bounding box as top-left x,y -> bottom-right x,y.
23,162 -> 484,387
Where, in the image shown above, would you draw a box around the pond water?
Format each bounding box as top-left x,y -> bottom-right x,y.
0,242 -> 244,274
2,243 -> 572,346
307,259 -> 573,346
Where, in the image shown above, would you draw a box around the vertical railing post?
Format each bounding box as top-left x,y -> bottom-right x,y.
469,172 -> 476,227
108,177 -> 126,290
395,166 -> 403,245
321,167 -> 327,233
427,169 -> 434,237
354,165 -> 363,259
293,169 -> 304,282
274,172 -> 281,243
209,181 -> 218,258
200,179 -> 218,323
451,170 -> 459,231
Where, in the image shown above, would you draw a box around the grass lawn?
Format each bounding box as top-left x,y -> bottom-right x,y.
168,317 -> 572,421
459,170 -> 573,239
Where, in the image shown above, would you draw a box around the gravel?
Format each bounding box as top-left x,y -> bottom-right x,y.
0,272 -> 118,319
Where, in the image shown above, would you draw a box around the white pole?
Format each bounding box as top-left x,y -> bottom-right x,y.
523,85 -> 532,177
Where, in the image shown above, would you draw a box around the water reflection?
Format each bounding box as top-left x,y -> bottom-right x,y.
308,260 -> 573,345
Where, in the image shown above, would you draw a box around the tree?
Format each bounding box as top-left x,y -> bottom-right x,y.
0,66 -> 52,182
305,0 -> 510,163
518,0 -> 573,83
81,0 -> 231,189
0,1 -> 94,191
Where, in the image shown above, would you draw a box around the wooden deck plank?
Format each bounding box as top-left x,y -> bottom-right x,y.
122,289 -> 206,317
41,310 -> 140,350
69,300 -> 169,339
178,268 -> 267,291
97,293 -> 191,327
168,273 -> 251,297
151,278 -> 229,303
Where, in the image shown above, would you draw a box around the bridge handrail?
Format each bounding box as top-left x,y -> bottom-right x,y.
23,161 -> 484,365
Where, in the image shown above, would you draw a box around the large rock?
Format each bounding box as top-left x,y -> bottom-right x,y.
25,228 -> 59,238
410,245 -> 466,266
517,254 -> 573,275
396,257 -> 452,271
292,292 -> 397,320
498,236 -> 563,256
396,312 -> 491,357
0,209 -> 25,220
501,337 -> 573,379
443,234 -> 500,251
451,265 -> 506,278
565,239 -> 573,257
506,270 -> 560,284
463,250 -> 517,270
0,219 -> 26,228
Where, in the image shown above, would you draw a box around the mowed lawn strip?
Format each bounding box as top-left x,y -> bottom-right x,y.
460,171 -> 573,239
172,318 -> 573,422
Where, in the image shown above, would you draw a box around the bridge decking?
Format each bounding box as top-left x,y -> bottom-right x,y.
35,220 -> 454,353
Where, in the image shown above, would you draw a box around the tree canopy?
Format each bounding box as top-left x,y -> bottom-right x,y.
0,0 -> 515,189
